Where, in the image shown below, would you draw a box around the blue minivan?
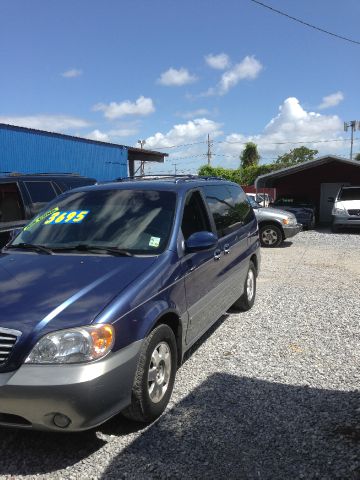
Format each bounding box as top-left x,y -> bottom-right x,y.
0,176 -> 260,431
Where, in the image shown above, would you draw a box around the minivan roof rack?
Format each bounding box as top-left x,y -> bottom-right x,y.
116,174 -> 227,183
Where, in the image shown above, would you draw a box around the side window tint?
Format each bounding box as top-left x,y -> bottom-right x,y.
181,191 -> 211,240
25,181 -> 57,203
0,183 -> 24,223
203,184 -> 253,237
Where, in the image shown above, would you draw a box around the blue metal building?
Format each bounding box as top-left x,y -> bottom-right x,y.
0,124 -> 166,181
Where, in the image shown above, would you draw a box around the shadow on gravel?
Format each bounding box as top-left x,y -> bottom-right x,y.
0,415 -> 144,475
101,374 -> 360,480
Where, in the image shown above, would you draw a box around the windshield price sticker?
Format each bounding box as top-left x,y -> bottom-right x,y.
24,207 -> 60,231
44,210 -> 90,225
149,236 -> 161,248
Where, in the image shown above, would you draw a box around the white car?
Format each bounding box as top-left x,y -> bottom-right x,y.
331,186 -> 360,232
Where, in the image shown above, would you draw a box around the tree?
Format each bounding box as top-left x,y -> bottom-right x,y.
275,146 -> 318,167
240,142 -> 260,169
354,152 -> 360,162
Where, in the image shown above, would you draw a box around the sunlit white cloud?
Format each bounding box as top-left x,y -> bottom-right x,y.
221,97 -> 344,161
144,118 -> 223,149
86,127 -> 139,142
0,114 -> 91,132
61,69 -> 83,78
205,53 -> 230,70
318,91 -> 344,110
93,96 -> 155,119
157,67 -> 198,86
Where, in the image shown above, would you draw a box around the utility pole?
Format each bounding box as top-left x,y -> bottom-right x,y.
344,121 -> 360,160
137,139 -> 146,175
172,163 -> 177,177
207,133 -> 212,165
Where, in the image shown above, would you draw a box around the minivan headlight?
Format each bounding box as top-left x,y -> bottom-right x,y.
332,206 -> 347,216
25,324 -> 115,364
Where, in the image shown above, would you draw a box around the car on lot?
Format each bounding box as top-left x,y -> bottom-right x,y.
0,173 -> 96,247
0,176 -> 260,431
247,195 -> 301,247
331,185 -> 360,232
269,195 -> 316,229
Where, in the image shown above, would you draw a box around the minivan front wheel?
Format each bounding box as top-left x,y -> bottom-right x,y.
231,262 -> 256,311
122,324 -> 177,423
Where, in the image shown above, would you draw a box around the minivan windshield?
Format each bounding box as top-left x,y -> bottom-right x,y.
11,189 -> 176,255
339,187 -> 360,201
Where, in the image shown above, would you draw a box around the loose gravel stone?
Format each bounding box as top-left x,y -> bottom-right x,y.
0,228 -> 358,480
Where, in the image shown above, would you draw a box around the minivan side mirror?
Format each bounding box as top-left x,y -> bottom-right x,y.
185,231 -> 218,252
328,196 -> 335,203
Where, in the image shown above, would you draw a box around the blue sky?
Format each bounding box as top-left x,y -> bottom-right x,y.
0,0 -> 359,173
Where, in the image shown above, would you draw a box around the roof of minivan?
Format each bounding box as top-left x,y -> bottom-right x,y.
77,178 -> 238,193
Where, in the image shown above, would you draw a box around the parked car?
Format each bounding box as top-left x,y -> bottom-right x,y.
0,173 -> 96,247
269,195 -> 316,229
247,195 -> 302,247
331,185 -> 360,232
0,176 -> 260,431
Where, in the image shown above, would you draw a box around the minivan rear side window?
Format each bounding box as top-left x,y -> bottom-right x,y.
24,181 -> 57,203
203,184 -> 253,237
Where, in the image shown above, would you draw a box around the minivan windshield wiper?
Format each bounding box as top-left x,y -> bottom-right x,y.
5,243 -> 53,255
51,244 -> 134,257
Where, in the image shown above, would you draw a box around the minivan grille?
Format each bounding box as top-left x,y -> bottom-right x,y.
0,328 -> 21,364
348,209 -> 360,216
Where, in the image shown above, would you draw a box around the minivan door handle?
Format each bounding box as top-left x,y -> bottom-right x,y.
214,249 -> 221,261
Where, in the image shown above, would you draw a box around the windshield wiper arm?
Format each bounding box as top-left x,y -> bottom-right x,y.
52,244 -> 133,256
5,243 -> 53,255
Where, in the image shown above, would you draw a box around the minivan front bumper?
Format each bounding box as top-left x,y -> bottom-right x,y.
0,340 -> 142,431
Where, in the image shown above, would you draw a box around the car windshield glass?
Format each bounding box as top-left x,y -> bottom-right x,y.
12,189 -> 176,254
339,188 -> 360,201
247,196 -> 260,208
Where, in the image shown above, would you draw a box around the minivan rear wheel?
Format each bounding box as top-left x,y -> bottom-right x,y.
122,324 -> 177,423
231,262 -> 256,311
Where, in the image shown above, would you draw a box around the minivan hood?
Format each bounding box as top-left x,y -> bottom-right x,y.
0,252 -> 156,338
338,199 -> 360,209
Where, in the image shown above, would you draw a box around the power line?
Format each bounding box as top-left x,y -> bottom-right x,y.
249,0 -> 360,46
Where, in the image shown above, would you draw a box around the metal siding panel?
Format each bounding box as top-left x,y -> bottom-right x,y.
0,128 -> 128,181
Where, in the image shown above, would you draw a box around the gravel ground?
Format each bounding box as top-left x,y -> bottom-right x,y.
0,228 -> 359,480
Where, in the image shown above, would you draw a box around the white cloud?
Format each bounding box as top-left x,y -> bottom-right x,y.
86,129 -> 110,142
205,53 -> 230,70
222,97 -> 343,160
157,67 -> 198,86
145,118 -> 223,149
93,96 -> 155,119
61,69 -> 82,78
318,91 -> 344,110
218,56 -> 263,95
0,114 -> 91,132
86,127 -> 138,142
177,109 -> 210,119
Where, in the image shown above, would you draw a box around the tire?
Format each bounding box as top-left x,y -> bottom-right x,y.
309,215 -> 316,230
122,324 -> 177,423
259,224 -> 283,248
231,262 -> 256,312
331,224 -> 339,233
